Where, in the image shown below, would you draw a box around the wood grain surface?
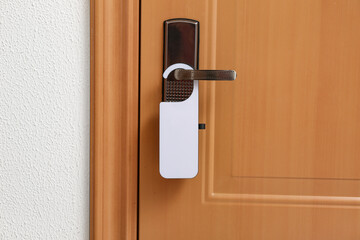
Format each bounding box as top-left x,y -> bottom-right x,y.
90,0 -> 139,239
139,0 -> 360,239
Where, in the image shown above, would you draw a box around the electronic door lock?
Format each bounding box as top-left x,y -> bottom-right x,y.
159,18 -> 236,179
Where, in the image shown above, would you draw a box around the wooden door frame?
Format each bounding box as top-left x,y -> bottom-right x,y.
90,0 -> 140,239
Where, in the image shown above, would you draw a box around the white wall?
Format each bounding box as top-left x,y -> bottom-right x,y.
0,1 -> 89,239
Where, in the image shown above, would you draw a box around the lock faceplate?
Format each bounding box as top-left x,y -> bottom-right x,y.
163,19 -> 199,102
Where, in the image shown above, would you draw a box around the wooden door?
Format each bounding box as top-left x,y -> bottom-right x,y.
139,0 -> 360,239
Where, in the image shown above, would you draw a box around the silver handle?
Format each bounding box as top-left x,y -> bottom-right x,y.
174,69 -> 236,81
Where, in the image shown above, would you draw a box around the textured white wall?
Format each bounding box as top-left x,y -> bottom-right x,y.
0,1 -> 89,239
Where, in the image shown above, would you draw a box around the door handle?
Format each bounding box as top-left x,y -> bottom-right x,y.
159,18 -> 236,179
174,69 -> 236,81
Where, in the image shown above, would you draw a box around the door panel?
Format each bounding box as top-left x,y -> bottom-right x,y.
139,0 -> 360,239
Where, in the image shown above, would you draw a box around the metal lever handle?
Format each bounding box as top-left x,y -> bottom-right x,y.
174,69 -> 236,81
